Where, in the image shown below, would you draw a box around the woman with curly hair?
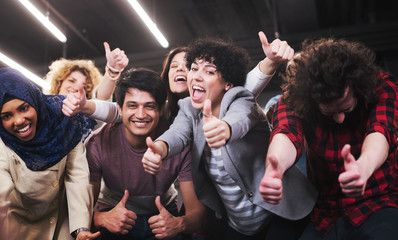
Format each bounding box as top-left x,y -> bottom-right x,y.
142,37 -> 316,240
45,42 -> 129,101
260,37 -> 398,239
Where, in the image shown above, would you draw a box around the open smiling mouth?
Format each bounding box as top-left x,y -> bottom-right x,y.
175,76 -> 187,82
16,124 -> 32,137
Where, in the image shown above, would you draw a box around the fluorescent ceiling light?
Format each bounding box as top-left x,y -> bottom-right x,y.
126,0 -> 169,48
0,51 -> 50,91
18,0 -> 67,43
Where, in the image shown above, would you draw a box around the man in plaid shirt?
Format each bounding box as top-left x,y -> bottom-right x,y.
259,38 -> 398,239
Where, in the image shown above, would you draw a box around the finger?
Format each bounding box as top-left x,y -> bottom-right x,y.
258,31 -> 269,47
104,42 -> 111,55
76,80 -> 86,100
155,196 -> 166,213
119,190 -> 129,207
146,136 -> 156,152
267,155 -> 282,179
342,144 -> 356,171
203,99 -> 212,121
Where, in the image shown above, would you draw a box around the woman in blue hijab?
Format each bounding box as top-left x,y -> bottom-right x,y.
0,68 -> 99,240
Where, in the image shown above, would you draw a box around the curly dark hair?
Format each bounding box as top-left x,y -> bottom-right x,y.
115,68 -> 167,110
282,38 -> 383,118
185,38 -> 250,87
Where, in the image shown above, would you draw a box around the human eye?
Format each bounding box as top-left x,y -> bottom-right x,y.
145,104 -> 157,110
1,113 -> 11,121
128,103 -> 138,109
19,103 -> 30,112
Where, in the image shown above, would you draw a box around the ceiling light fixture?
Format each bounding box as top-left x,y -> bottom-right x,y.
0,51 -> 50,90
126,0 -> 169,48
18,0 -> 67,43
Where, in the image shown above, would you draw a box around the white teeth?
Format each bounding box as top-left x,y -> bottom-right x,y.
17,125 -> 30,133
176,76 -> 186,81
193,86 -> 204,91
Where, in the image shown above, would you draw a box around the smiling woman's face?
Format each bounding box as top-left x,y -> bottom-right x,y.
1,98 -> 37,141
168,52 -> 189,97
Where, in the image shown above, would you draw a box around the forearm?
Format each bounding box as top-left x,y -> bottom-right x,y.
267,133 -> 297,173
80,100 -> 96,115
358,132 -> 389,179
93,211 -> 106,229
94,73 -> 117,101
154,140 -> 168,160
259,57 -> 282,75
178,206 -> 205,233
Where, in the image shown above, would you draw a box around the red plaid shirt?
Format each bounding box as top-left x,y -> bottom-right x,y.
271,73 -> 398,235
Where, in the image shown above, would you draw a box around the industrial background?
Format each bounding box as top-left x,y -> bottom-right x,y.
1,0 -> 397,106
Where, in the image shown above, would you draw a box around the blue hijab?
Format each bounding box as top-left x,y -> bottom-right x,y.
0,68 -> 96,171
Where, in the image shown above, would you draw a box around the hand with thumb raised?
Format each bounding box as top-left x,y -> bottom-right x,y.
93,190 -> 137,235
258,31 -> 294,63
202,99 -> 230,148
142,137 -> 163,175
62,80 -> 86,116
148,196 -> 180,239
104,42 -> 129,72
259,155 -> 284,204
338,144 -> 366,197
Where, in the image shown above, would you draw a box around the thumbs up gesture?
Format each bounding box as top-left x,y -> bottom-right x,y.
62,80 -> 86,117
104,42 -> 129,72
142,137 -> 166,175
258,31 -> 294,63
94,190 -> 137,235
338,144 -> 367,197
259,155 -> 284,204
202,99 -> 231,148
148,196 -> 180,239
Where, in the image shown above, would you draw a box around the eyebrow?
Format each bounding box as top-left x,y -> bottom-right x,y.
0,101 -> 28,115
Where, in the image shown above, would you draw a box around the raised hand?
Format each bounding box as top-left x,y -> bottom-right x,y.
258,31 -> 294,63
338,144 -> 367,197
93,190 -> 137,235
104,42 -> 129,72
202,99 -> 230,148
148,196 -> 181,239
62,80 -> 86,116
259,155 -> 284,204
142,137 -> 164,175
76,230 -> 101,240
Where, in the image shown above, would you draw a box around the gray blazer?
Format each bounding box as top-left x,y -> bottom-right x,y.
158,86 -> 317,220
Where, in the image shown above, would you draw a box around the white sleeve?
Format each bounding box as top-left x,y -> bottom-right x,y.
90,100 -> 121,123
244,63 -> 275,97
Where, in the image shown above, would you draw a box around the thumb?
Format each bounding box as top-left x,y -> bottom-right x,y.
342,144 -> 355,170
103,42 -> 111,55
203,99 -> 212,123
154,196 -> 166,213
267,155 -> 282,179
146,136 -> 157,153
118,190 -> 129,207
258,31 -> 269,48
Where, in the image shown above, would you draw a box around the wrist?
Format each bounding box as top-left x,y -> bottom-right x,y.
105,65 -> 121,81
71,227 -> 90,239
259,58 -> 280,75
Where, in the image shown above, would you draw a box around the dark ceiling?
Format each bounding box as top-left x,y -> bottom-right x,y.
1,0 -> 398,95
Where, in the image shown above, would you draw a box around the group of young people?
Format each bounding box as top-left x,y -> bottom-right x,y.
0,30 -> 397,240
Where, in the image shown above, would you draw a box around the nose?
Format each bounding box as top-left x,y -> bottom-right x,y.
177,63 -> 187,72
333,112 -> 345,124
135,106 -> 146,119
188,70 -> 203,82
14,113 -> 25,126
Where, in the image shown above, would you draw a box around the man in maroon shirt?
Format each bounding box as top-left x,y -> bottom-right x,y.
259,38 -> 398,239
84,68 -> 205,240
